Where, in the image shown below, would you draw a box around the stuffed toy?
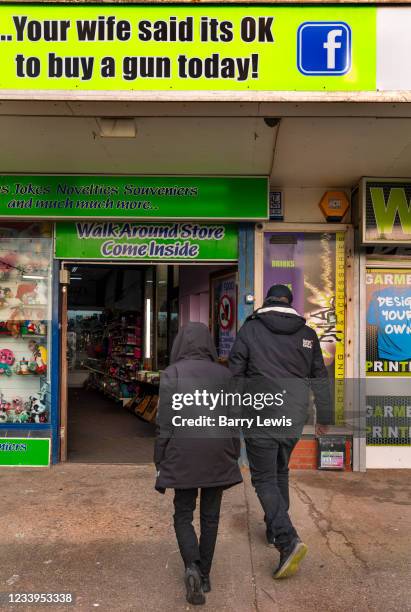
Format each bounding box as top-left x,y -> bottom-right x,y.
28,390 -> 48,423
37,321 -> 47,336
22,320 -> 37,335
6,309 -> 21,338
28,340 -> 47,375
0,321 -> 9,335
12,397 -> 24,414
0,287 -> 11,309
16,283 -> 37,304
17,410 -> 30,423
14,357 -> 29,375
6,408 -> 18,423
0,348 -> 15,375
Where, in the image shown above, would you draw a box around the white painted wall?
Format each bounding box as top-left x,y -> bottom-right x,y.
367,446 -> 411,469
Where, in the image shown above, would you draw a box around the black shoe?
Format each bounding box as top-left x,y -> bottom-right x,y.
184,564 -> 206,605
273,538 -> 308,579
201,574 -> 211,593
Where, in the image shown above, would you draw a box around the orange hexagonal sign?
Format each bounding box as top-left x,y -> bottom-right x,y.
319,191 -> 350,222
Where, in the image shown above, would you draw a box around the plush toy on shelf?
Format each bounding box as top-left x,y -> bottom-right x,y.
16,283 -> 38,305
12,397 -> 24,414
27,390 -> 48,423
23,321 -> 37,335
28,340 -> 47,375
6,309 -> 21,338
0,348 -> 15,376
17,410 -> 30,423
0,287 -> 12,309
14,357 -> 29,375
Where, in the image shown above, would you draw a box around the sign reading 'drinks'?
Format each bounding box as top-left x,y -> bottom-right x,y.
0,175 -> 267,220
55,222 -> 238,261
0,5 -> 375,92
362,178 -> 411,243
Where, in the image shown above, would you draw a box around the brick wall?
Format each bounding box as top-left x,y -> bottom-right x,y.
289,438 -> 352,470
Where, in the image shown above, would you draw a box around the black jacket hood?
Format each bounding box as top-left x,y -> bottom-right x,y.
251,302 -> 306,335
170,322 -> 218,363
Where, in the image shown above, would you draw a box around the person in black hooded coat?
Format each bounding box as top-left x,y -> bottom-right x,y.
229,284 -> 332,580
154,322 -> 242,605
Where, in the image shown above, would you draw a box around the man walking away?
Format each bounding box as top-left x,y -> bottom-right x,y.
229,284 -> 332,579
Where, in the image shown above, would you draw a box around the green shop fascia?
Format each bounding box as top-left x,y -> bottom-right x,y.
0,174 -> 267,466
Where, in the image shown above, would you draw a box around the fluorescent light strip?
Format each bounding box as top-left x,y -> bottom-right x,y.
145,298 -> 151,360
22,274 -> 46,280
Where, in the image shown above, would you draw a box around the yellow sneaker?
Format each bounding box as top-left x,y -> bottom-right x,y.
273,539 -> 308,579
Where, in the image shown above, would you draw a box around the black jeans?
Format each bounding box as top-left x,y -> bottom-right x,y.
173,487 -> 223,576
245,437 -> 299,550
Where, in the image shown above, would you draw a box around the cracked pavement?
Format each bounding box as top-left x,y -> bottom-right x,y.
0,465 -> 410,611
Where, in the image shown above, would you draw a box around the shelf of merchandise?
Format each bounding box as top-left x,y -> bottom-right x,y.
21,334 -> 47,340
84,364 -> 138,384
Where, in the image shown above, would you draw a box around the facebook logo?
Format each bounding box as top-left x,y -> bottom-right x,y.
297,22 -> 351,76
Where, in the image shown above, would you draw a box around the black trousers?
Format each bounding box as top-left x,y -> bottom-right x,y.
245,438 -> 299,550
173,487 -> 223,576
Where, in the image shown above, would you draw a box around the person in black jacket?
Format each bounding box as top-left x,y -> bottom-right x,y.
155,322 -> 242,605
229,284 -> 332,579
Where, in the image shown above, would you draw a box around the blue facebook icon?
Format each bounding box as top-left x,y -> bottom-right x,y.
297,22 -> 351,76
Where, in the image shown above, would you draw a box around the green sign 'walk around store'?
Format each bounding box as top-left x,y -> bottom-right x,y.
55,221 -> 238,261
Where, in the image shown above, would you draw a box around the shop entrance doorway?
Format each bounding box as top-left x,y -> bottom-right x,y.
59,262 -> 237,463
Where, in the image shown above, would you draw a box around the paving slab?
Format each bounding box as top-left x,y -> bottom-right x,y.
0,464 -> 410,612
0,464 -> 255,612
245,469 -> 411,612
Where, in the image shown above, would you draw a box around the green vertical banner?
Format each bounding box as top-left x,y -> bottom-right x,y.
0,438 -> 50,466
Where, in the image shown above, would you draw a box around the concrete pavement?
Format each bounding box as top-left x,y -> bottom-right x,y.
0,465 -> 409,612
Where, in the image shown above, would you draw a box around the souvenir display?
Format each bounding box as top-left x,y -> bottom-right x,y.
0,389 -> 48,423
0,224 -> 52,426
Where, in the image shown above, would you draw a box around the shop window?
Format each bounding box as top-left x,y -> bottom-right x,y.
0,223 -> 52,425
263,232 -> 346,426
365,267 -> 411,446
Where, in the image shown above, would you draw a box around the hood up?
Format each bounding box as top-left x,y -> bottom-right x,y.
252,302 -> 306,335
170,322 -> 218,364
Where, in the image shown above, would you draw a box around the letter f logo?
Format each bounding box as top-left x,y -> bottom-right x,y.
323,29 -> 342,70
297,22 -> 351,76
